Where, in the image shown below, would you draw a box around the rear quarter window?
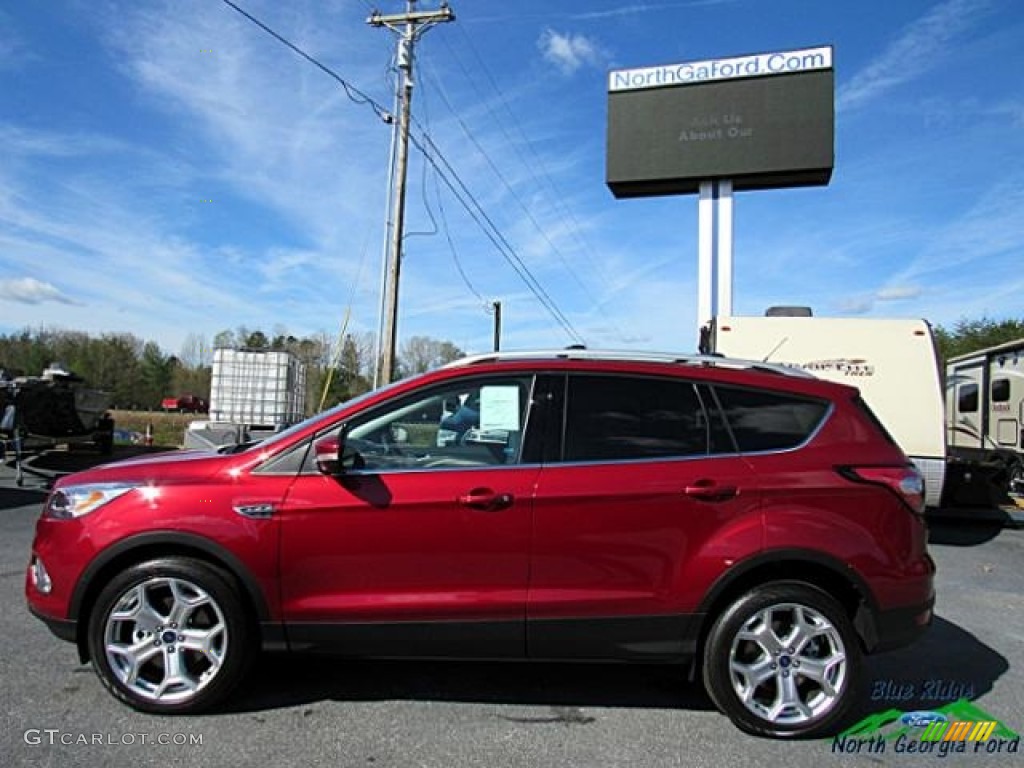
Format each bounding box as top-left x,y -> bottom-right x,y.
713,385 -> 829,453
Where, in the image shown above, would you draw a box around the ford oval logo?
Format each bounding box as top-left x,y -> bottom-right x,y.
901,711 -> 948,728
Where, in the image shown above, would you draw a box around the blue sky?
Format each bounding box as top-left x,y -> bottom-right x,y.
1,0 -> 1022,361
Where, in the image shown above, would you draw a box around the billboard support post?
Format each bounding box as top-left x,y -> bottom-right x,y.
697,179 -> 734,340
716,178 -> 734,318
697,182 -> 714,331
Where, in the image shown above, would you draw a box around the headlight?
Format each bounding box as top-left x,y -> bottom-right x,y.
44,483 -> 137,519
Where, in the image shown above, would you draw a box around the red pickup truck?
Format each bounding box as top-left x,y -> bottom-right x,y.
160,394 -> 208,413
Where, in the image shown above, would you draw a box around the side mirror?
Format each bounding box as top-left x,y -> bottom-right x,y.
313,433 -> 342,475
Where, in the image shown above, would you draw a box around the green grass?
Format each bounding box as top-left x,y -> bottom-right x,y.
110,410 -> 194,448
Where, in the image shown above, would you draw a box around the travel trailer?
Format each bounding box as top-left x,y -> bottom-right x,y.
703,314 -> 948,508
946,338 -> 1024,496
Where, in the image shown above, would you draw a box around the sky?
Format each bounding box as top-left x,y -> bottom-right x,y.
1,0 -> 1022,364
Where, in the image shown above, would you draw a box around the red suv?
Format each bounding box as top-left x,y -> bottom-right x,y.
26,350 -> 934,738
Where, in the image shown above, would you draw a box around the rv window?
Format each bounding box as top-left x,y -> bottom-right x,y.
958,383 -> 979,413
992,378 -> 1010,403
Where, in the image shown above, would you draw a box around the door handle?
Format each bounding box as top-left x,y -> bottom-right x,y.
457,488 -> 514,511
684,480 -> 738,502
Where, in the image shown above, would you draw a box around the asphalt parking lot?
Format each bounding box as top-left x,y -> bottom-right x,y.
2,451 -> 1023,767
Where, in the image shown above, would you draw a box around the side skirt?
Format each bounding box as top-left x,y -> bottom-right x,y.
277,614 -> 703,663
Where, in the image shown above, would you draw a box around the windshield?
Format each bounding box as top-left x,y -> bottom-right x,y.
239,379 -> 406,455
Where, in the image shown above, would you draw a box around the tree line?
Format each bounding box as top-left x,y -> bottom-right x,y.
3,317 -> 1021,413
0,326 -> 464,414
932,317 -> 1024,362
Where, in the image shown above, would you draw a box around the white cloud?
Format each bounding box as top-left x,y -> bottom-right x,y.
0,1 -> 630,355
835,297 -> 874,316
0,0 -> 392,349
918,97 -> 1024,130
562,2 -> 732,21
895,177 -> 1024,283
0,13 -> 33,72
838,0 -> 992,112
0,277 -> 78,305
103,0 -> 391,247
0,124 -> 127,158
834,285 -> 922,315
877,285 -> 922,301
477,2 -> 735,23
538,28 -> 605,75
3,0 -> 1017,359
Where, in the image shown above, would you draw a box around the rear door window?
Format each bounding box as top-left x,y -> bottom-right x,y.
564,374 -> 710,461
712,386 -> 828,453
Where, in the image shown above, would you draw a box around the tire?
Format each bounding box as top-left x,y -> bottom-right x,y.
1009,459 -> 1024,496
702,581 -> 862,739
86,557 -> 253,714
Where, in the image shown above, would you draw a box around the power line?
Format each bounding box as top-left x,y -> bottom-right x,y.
218,0 -> 585,346
431,167 -> 487,304
404,56 -> 487,309
402,60 -> 440,242
410,130 -> 585,345
417,63 -> 601,310
218,0 -> 392,123
446,25 -> 622,309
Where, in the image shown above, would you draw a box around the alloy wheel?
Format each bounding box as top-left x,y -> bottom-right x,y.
727,601 -> 847,726
103,576 -> 229,704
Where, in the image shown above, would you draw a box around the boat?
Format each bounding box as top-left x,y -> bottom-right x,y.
0,363 -> 113,451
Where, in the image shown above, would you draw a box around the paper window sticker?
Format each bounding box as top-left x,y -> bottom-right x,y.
479,386 -> 520,431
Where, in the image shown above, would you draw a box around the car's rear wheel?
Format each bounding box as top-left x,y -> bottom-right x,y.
702,581 -> 862,738
86,557 -> 252,714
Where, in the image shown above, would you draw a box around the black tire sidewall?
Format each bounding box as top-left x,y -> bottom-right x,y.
86,557 -> 252,715
703,581 -> 863,739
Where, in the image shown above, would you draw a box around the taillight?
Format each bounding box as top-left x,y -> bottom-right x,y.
840,465 -> 926,515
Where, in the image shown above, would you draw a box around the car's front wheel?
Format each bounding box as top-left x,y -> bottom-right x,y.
86,557 -> 252,714
702,581 -> 862,738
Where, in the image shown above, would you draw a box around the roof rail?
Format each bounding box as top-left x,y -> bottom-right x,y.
442,349 -> 814,378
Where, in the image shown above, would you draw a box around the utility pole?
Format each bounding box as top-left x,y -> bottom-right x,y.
369,1 -> 455,385
492,300 -> 502,352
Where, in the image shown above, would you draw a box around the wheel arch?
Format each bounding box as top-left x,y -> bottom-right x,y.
694,549 -> 883,658
70,532 -> 272,663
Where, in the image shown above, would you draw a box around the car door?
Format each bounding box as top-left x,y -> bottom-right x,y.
277,374 -> 540,658
527,372 -> 762,661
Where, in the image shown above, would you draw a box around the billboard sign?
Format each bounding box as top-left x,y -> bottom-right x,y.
607,46 -> 834,197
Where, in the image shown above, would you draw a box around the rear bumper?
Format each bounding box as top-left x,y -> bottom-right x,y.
864,593 -> 935,654
28,604 -> 77,643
